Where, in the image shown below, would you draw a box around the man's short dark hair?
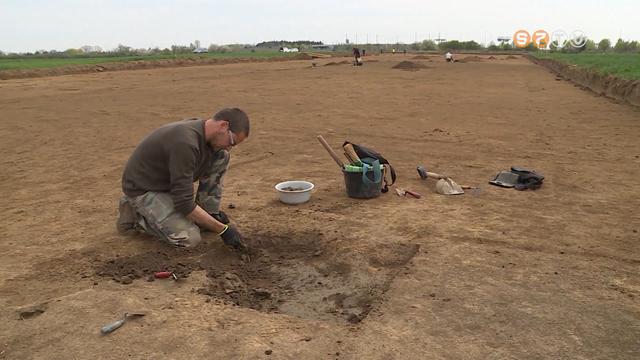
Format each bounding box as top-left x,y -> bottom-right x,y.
213,108 -> 250,136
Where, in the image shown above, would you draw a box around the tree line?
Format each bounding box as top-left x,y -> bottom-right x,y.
2,38 -> 639,58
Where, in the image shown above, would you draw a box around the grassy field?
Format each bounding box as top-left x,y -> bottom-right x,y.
533,52 -> 640,80
0,50 -> 293,71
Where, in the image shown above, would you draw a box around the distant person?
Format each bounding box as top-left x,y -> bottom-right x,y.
352,47 -> 362,65
403,49 -> 407,54
392,48 -> 396,54
362,49 -> 366,57
445,51 -> 454,62
117,108 -> 250,251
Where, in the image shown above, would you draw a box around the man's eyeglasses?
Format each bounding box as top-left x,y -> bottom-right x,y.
228,130 -> 236,147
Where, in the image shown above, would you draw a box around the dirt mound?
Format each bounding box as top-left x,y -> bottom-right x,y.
293,53 -> 314,60
488,56 -> 497,60
528,55 -> 640,107
95,232 -> 418,324
506,55 -> 519,59
458,56 -> 483,63
324,60 -> 350,66
412,55 -> 431,60
392,61 -> 430,71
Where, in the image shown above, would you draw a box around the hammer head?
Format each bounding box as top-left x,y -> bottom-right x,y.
416,165 -> 428,180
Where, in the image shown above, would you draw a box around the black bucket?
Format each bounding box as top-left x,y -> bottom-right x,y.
342,169 -> 382,199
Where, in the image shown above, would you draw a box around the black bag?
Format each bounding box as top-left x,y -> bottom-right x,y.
510,167 -> 544,190
343,141 -> 396,192
489,167 -> 544,190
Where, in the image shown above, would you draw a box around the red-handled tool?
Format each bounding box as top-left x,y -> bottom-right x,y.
404,189 -> 422,199
395,188 -> 422,199
154,271 -> 177,280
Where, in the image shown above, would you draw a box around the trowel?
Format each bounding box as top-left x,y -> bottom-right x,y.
416,165 -> 465,195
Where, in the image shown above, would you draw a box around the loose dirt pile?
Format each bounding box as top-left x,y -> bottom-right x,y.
412,55 -> 431,60
458,56 -> 483,63
506,55 -> 519,59
293,53 -> 314,60
392,61 -> 430,71
324,60 -> 350,66
94,233 -> 418,324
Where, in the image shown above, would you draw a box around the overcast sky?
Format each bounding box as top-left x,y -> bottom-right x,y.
1,0 -> 639,52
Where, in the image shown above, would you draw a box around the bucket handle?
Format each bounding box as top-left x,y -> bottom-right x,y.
361,159 -> 381,185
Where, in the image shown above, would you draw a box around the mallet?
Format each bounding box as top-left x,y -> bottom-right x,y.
416,165 -> 448,180
342,143 -> 362,165
317,135 -> 345,168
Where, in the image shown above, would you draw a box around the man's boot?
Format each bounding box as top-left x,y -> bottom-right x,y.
116,196 -> 138,235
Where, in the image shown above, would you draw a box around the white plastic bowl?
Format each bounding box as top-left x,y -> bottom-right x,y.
275,180 -> 315,205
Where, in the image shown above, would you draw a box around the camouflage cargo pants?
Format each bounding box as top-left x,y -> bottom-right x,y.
116,151 -> 229,248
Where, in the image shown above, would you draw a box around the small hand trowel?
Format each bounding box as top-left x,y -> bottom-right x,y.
100,311 -> 147,335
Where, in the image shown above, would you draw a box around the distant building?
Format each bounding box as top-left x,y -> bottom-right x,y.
192,48 -> 208,54
279,47 -> 299,53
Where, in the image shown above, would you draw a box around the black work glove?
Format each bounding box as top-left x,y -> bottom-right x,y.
210,210 -> 230,224
219,225 -> 247,251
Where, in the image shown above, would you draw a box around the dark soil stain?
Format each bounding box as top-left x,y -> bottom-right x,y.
94,232 -> 419,324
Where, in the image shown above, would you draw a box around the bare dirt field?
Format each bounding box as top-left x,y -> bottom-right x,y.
1,54 -> 639,359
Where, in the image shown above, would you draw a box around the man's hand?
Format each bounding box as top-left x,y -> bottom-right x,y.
210,210 -> 230,224
219,225 -> 247,251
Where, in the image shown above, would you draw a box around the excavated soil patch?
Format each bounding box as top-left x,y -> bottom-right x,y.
95,233 -> 419,324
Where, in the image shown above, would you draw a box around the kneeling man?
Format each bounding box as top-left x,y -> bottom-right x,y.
116,108 -> 249,250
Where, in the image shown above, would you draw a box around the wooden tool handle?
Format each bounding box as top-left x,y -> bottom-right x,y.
343,144 -> 361,164
343,151 -> 356,163
426,171 -> 447,179
317,135 -> 345,168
